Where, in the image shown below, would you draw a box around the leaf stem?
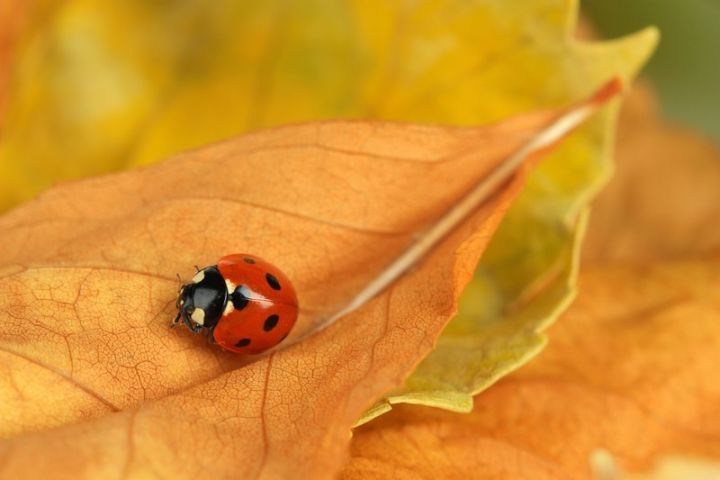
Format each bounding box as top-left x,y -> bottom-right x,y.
301,77 -> 623,339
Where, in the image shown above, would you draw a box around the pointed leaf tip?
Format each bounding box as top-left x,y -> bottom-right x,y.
303,81 -> 619,341
589,76 -> 625,108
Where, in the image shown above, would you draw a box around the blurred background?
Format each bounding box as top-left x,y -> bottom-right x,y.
583,0 -> 720,142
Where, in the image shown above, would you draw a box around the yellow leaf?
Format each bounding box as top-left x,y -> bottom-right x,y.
0,93 -> 607,477
0,0 -> 31,127
343,259 -> 720,479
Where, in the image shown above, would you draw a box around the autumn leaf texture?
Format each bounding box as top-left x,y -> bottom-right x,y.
343,258 -> 720,479
0,84 -> 621,478
0,0 -> 659,420
5,1 -> 718,479
340,82 -> 720,480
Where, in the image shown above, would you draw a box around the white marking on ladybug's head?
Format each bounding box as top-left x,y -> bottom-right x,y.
190,308 -> 205,326
225,278 -> 237,294
223,302 -> 234,317
192,270 -> 205,284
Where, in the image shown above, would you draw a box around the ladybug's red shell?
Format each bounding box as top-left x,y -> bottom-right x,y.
213,254 -> 298,354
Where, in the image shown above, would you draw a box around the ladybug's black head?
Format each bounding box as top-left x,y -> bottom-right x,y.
174,266 -> 228,334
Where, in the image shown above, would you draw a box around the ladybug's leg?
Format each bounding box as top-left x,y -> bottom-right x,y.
206,326 -> 217,344
181,315 -> 204,333
170,310 -> 182,328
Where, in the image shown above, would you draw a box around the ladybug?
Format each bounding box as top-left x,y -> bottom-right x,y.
173,254 -> 298,354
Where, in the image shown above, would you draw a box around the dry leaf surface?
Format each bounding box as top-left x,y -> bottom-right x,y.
0,106 -> 584,478
343,258 -> 720,479
0,0 -> 657,417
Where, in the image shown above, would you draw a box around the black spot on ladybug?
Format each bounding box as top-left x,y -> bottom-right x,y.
235,338 -> 251,348
231,287 -> 249,311
263,314 -> 279,332
243,257 -> 256,264
266,273 -> 281,290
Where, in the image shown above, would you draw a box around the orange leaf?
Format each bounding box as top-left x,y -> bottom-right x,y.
584,83 -> 720,263
0,85 -> 615,478
343,259 -> 720,479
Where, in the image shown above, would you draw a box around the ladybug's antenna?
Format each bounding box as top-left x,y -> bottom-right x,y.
171,275 -> 184,328
170,310 -> 181,328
